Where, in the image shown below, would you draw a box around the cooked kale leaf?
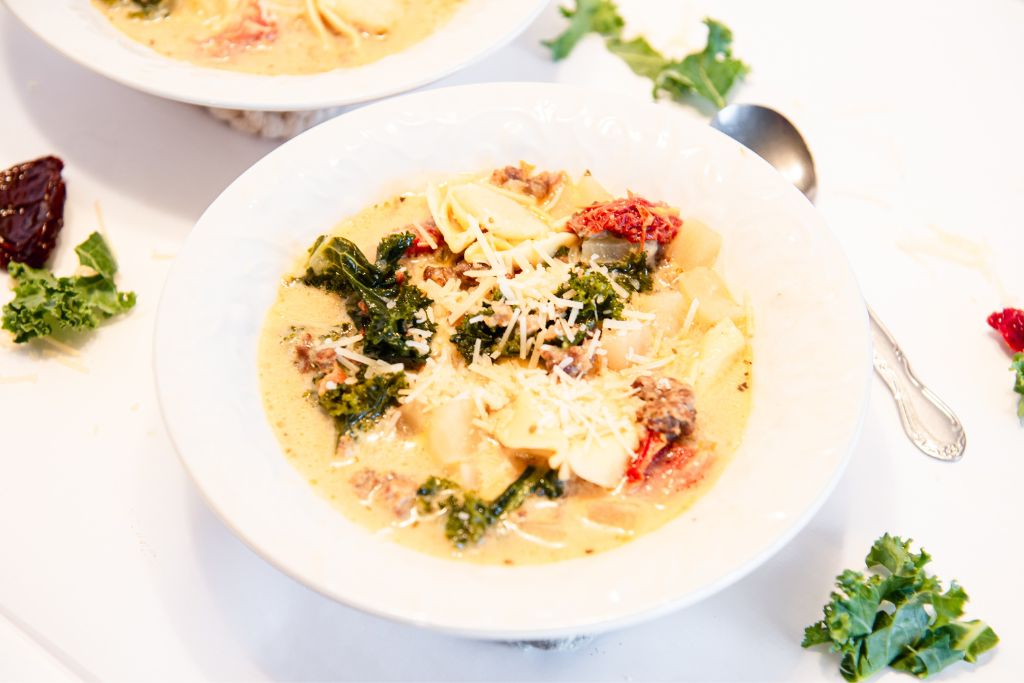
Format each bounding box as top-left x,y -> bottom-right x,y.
605,249 -> 653,293
449,303 -> 520,363
318,371 -> 407,436
450,262 -> 630,363
2,232 -> 136,343
102,0 -> 170,18
803,533 -> 998,681
545,1 -> 748,109
304,233 -> 435,367
417,466 -> 564,548
556,267 -> 624,331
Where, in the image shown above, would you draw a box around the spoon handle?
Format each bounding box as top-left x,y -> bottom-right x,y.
868,308 -> 966,461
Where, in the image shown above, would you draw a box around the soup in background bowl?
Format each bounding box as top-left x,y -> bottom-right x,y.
95,0 -> 465,75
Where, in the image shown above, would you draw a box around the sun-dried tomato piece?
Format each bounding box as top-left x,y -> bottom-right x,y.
988,308 -> 1024,352
0,156 -> 66,269
200,0 -> 277,57
566,195 -> 682,244
406,220 -> 445,256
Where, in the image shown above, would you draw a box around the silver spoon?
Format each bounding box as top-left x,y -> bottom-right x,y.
711,104 -> 966,462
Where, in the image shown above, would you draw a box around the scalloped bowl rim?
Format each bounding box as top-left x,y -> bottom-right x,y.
3,0 -> 549,110
154,82 -> 871,639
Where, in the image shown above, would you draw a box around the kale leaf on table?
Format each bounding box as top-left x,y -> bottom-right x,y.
1011,352 -> 1024,423
803,533 -> 998,681
2,232 -> 136,343
545,1 -> 748,109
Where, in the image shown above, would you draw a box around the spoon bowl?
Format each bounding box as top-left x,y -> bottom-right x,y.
711,103 -> 966,462
712,105 -> 818,201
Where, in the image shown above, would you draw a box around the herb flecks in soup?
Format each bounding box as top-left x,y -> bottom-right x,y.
258,164 -> 753,564
96,0 -> 464,75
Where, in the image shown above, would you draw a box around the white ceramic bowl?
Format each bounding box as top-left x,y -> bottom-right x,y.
154,83 -> 871,639
3,0 -> 548,111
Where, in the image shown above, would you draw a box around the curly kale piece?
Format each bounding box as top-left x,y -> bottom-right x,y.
450,262 -> 629,363
543,0 -> 623,60
346,277 -> 435,367
557,267 -> 624,332
449,303 -> 520,363
318,371 -> 407,436
802,533 -> 998,681
545,2 -> 748,110
1011,353 -> 1024,424
2,232 -> 135,343
606,249 -> 653,293
417,466 -> 564,548
303,232 -> 434,367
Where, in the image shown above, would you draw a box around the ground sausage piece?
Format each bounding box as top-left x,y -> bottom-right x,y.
453,260 -> 481,288
541,345 -> 594,378
490,165 -> 565,203
349,469 -> 418,517
632,375 -> 697,441
422,265 -> 455,286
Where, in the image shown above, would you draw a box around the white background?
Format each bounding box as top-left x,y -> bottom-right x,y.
1,0 -> 1022,680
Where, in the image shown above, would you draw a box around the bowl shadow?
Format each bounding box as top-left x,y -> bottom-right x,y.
2,18 -> 277,224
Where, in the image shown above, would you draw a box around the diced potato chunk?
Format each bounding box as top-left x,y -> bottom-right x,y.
664,219 -> 723,270
696,318 -> 746,391
637,290 -> 688,336
677,267 -> 744,327
601,325 -> 652,370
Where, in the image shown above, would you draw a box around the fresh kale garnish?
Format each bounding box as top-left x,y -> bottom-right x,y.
304,233 -> 435,367
417,466 -> 564,548
1012,353 -> 1024,424
545,1 -> 748,109
2,232 -> 136,343
803,533 -> 998,681
648,19 -> 749,109
543,0 -> 624,59
318,371 -> 407,436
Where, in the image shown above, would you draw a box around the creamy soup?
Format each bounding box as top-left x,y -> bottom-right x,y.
258,165 -> 753,565
96,0 -> 464,75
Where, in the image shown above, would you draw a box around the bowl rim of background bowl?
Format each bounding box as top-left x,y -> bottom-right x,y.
3,0 -> 550,111
153,82 -> 871,639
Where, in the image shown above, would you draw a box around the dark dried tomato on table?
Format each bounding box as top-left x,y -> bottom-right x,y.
0,156 -> 66,268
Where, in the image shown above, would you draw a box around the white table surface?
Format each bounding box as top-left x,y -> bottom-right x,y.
1,1 -> 1022,681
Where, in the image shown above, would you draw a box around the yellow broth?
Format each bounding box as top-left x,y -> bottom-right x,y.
258,187 -> 753,565
95,0 -> 464,75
